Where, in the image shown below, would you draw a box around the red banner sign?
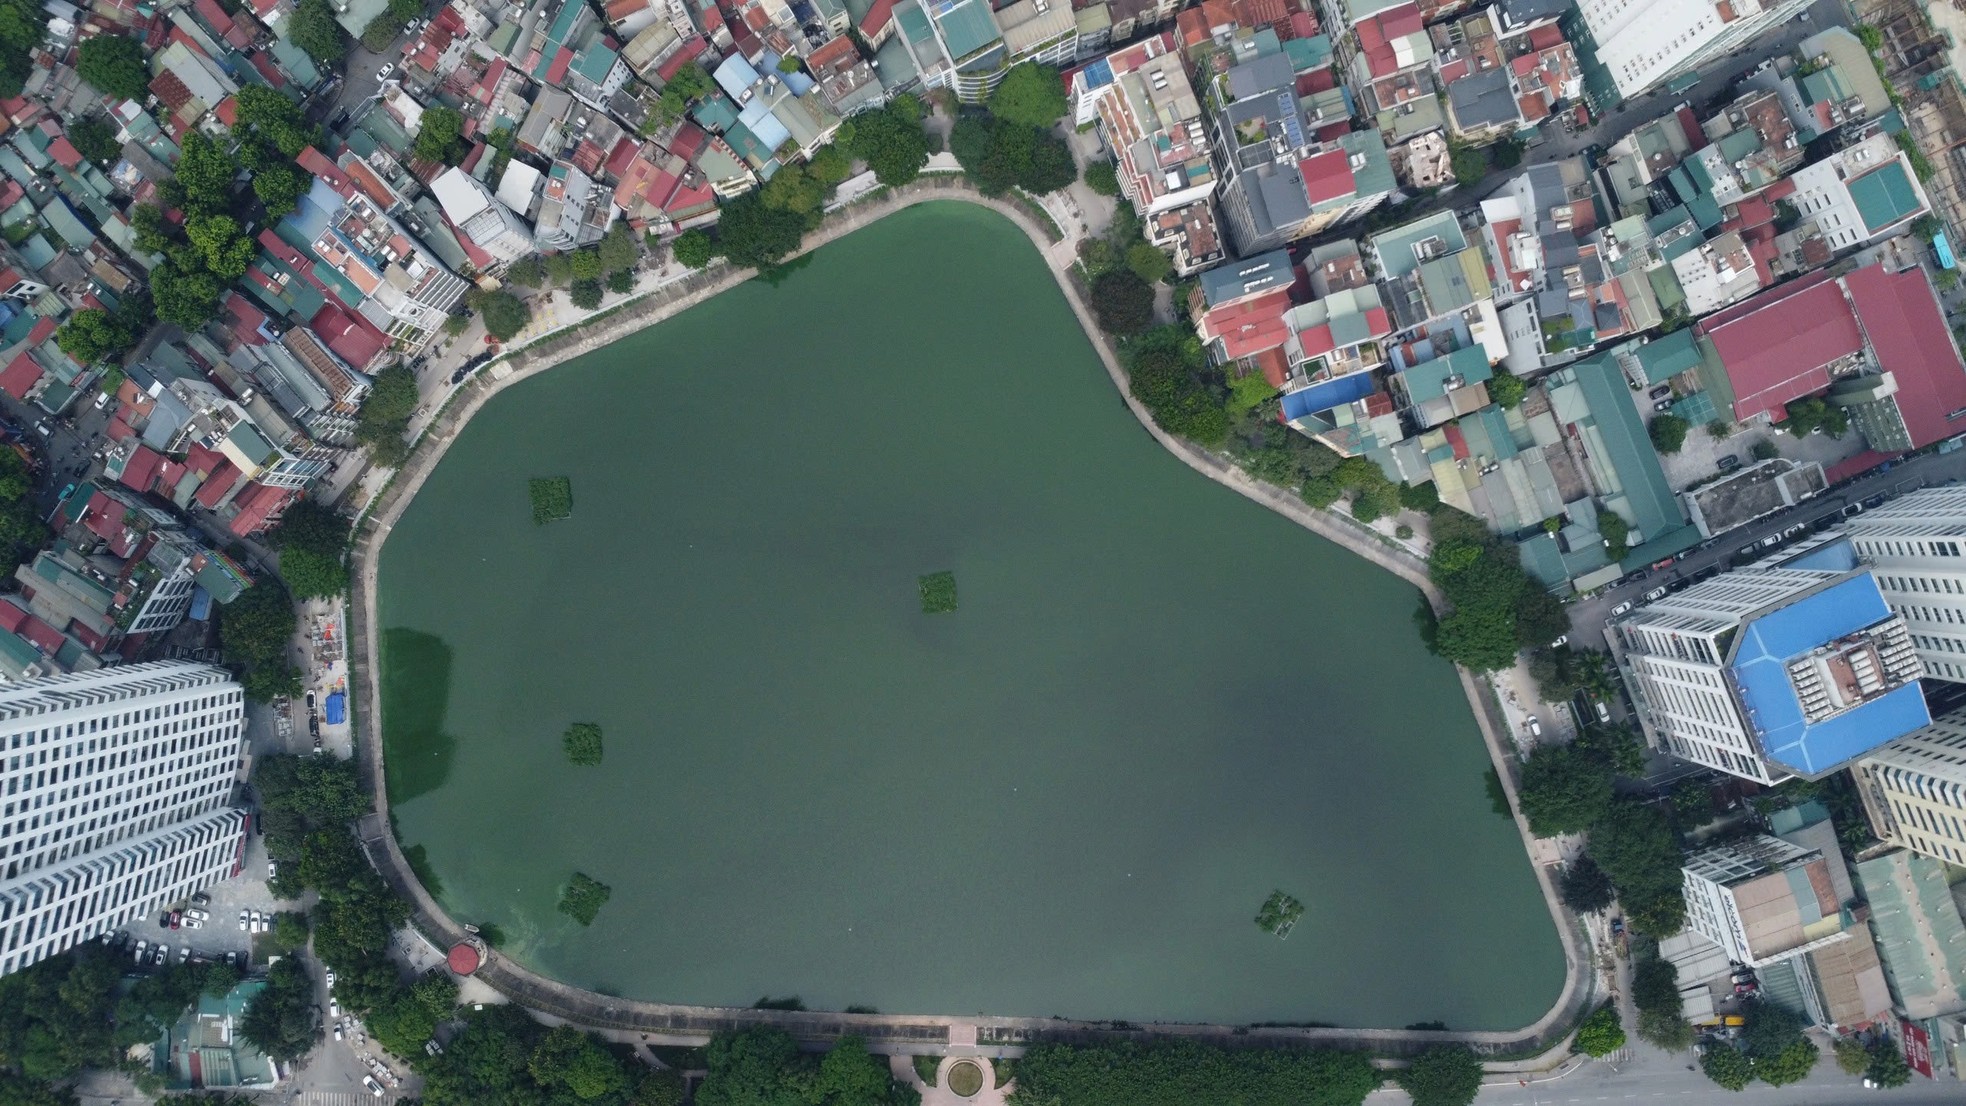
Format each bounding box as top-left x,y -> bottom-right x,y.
1900,1017 -> 1933,1079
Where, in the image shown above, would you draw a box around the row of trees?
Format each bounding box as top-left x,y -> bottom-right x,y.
1011,1039 -> 1481,1106
1422,509 -> 1569,673
675,96 -> 930,272
1699,1005 -> 1819,1090
218,578 -> 303,702
268,498 -> 353,599
506,223 -> 648,311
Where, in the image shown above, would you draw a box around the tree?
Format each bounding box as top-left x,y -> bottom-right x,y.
0,0 -> 46,100
354,363 -> 418,467
1750,437 -> 1780,461
150,260 -> 224,329
672,229 -> 715,269
288,0 -> 349,65
1125,327 -> 1228,447
1588,799 -> 1683,905
507,256 -> 545,287
845,101 -> 929,186
219,578 -> 299,702
544,252 -> 574,285
1833,1038 -> 1869,1075
1626,890 -> 1686,938
252,162 -> 308,219
715,192 -> 808,269
174,130 -> 239,216
1489,369 -> 1526,409
412,106 -> 466,165
989,63 -> 1067,128
1598,509 -> 1630,561
1754,1039 -> 1819,1086
1399,481 -> 1439,512
1398,1046 -> 1481,1106
1450,142 -> 1488,187
1517,742 -> 1616,836
238,957 -> 316,1062
76,36 -> 149,100
528,1024 -> 630,1101
807,145 -> 852,186
68,117 -> 121,165
698,1027 -> 812,1106
606,268 -> 634,294
1126,243 -> 1172,285
270,499 -> 351,599
1574,1005 -> 1626,1058
1559,857 -> 1614,913
1649,413 -> 1690,454
186,215 -> 255,279
598,221 -> 640,273
1701,1044 -> 1752,1091
475,290 -> 531,341
1090,269 -> 1155,335
54,309 -> 133,365
1085,159 -> 1120,196
1866,1039 -> 1912,1089
569,278 -> 603,310
235,86 -> 321,157
569,248 -> 603,281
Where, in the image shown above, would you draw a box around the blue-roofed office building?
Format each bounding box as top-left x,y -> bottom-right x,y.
1611,562 -> 1931,785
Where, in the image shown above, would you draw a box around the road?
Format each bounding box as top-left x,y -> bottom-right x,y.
1457,1050 -> 1961,1105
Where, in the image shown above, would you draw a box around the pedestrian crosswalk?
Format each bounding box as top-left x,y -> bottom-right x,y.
300,1092 -> 374,1106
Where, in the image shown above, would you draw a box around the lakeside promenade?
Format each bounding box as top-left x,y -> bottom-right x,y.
345,175 -> 1597,1064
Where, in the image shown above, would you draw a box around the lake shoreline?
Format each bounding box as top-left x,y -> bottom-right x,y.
345,177 -> 1596,1062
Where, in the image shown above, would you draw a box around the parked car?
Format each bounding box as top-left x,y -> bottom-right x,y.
331,1000 -> 340,1018
238,910 -> 249,931
268,859 -> 277,880
185,908 -> 208,921
191,892 -> 210,907
364,1076 -> 385,1097
1644,586 -> 1668,601
168,911 -> 180,930
335,1024 -> 344,1041
153,946 -> 167,966
326,970 -> 336,986
1718,454 -> 1742,472
183,917 -> 203,930
1526,717 -> 1542,738
376,63 -> 395,81
133,939 -> 148,963
1610,601 -> 1634,616
1844,502 -> 1864,517
1594,701 -> 1612,724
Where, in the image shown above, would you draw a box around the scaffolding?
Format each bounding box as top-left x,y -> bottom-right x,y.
1854,0 -> 1966,240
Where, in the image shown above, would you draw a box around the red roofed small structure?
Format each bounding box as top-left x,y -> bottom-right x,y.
1299,149 -> 1356,205
119,446 -> 165,494
225,481 -> 295,536
1845,263 -> 1966,449
447,943 -> 481,974
1698,271 -> 1863,423
0,352 -> 41,400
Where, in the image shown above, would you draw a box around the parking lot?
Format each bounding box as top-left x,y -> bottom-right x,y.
115,815 -> 293,966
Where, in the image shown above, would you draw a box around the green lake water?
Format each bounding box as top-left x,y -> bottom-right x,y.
376,202 -> 1564,1028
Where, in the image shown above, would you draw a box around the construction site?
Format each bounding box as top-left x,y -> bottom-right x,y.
1857,0 -> 1966,241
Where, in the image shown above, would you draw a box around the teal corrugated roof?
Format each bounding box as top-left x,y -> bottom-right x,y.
1848,161 -> 1922,233
1400,344 -> 1491,402
935,0 -> 1002,61
1571,354 -> 1685,540
1635,329 -> 1703,383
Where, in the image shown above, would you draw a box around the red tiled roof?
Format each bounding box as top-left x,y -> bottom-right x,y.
309,304 -> 388,369
81,491 -> 122,542
1846,263 -> 1966,449
1253,347 -> 1290,388
150,71 -> 193,111
24,316 -> 55,347
1299,149 -> 1356,205
104,412 -> 137,442
858,0 -> 894,35
1698,271 -> 1862,423
248,49 -> 286,88
185,443 -> 226,478
1200,287 -> 1292,360
46,136 -> 80,169
68,618 -> 108,654
1287,10 -> 1318,38
0,599 -> 26,634
0,352 -> 41,400
297,146 -> 346,194
193,460 -> 241,508
1528,23 -> 1564,50
119,445 -> 164,493
213,95 -> 238,127
1827,451 -> 1894,483
226,481 -> 294,536
19,615 -> 63,655
658,37 -> 709,81
807,35 -> 857,70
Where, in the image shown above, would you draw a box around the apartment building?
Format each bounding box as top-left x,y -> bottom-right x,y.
1682,835 -> 1852,966
1573,0 -> 1815,103
429,167 -> 534,265
0,663 -> 248,977
1855,706 -> 1966,866
1783,132 -> 1932,253
1839,486 -> 1966,682
1610,562 -> 1930,783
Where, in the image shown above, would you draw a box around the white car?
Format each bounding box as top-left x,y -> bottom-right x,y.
363,1076 -> 384,1097
185,908 -> 208,922
1610,601 -> 1634,616
249,909 -> 263,933
334,1024 -> 344,1041
93,391 -> 109,410
183,917 -> 203,930
268,859 -> 277,880
330,999 -> 340,1018
238,910 -> 249,931
326,969 -> 336,986
376,63 -> 395,81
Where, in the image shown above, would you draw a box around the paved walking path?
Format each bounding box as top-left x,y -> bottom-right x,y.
345,176 -> 1595,1067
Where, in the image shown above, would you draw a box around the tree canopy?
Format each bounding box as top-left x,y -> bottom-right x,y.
473,289 -> 532,342
412,106 -> 467,165
288,0 -> 350,64
68,117 -> 121,165
1084,159 -> 1120,196
0,0 -> 46,99
233,86 -> 321,158
219,578 -> 299,702
843,98 -> 929,187
54,309 -> 132,366
1395,1046 -> 1481,1106
672,229 -> 715,269
270,499 -> 351,599
1517,742 -> 1616,836
239,956 -> 317,1062
1649,413 -> 1689,454
951,115 -> 1075,195
76,36 -> 149,100
1586,798 -> 1686,938
1009,1039 -> 1378,1106
988,63 -> 1068,129
1124,326 -> 1228,447
715,192 -> 809,269
1574,1006 -> 1626,1058
1089,268 -> 1155,335
1559,856 -> 1615,913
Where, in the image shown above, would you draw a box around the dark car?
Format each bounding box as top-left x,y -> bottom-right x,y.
1718,454 -> 1742,472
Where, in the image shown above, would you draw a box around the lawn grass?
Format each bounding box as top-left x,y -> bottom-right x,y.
993,1059 -> 1015,1088
529,476 -> 573,524
562,722 -> 603,765
947,1060 -> 983,1097
918,571 -> 957,613
912,1056 -> 939,1086
558,872 -> 612,925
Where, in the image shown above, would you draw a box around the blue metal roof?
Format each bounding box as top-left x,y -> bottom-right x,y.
1281,372 -> 1376,420
1080,57 -> 1114,91
1779,537 -> 1860,574
1729,575 -> 1932,775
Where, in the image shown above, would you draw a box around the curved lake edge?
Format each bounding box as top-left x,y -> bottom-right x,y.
346,177 -> 1595,1061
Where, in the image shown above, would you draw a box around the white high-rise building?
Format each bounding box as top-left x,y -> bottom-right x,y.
1681,834 -> 1851,966
1609,561 -> 1930,784
1840,486 -> 1966,683
1576,0 -> 1815,103
1855,706 -> 1966,866
0,663 -> 248,976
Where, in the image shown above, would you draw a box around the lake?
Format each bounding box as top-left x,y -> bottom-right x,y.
376,201 -> 1564,1028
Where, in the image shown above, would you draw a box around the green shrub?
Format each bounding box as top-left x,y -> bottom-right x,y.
918,571 -> 957,613
558,873 -> 612,925
562,723 -> 602,765
528,477 -> 573,524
